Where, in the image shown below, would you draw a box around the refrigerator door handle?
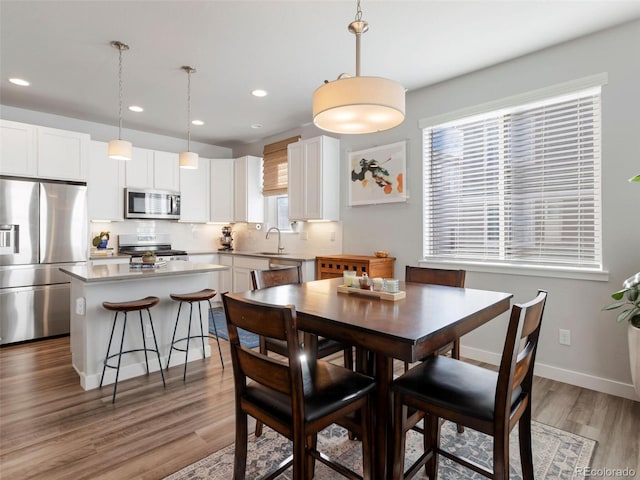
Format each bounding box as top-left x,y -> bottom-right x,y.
0,224 -> 18,254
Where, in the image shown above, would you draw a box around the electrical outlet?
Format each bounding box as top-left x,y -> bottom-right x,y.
300,232 -> 308,240
330,231 -> 336,241
75,297 -> 85,315
559,329 -> 571,346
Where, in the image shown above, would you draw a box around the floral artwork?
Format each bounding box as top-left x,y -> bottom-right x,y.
348,141 -> 407,205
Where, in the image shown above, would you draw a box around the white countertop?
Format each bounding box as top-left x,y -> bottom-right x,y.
211,251 -> 318,262
60,261 -> 228,283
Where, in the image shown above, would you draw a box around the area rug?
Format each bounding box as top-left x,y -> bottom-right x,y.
165,421 -> 596,480
209,307 -> 260,349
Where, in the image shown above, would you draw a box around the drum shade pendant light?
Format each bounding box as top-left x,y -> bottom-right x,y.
179,66 -> 198,169
108,41 -> 132,160
313,0 -> 405,134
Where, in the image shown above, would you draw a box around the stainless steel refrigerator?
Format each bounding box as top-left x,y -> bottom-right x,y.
0,177 -> 87,344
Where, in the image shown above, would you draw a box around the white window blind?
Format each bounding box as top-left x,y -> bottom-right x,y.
423,87 -> 602,269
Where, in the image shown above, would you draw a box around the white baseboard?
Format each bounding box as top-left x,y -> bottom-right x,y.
461,345 -> 640,402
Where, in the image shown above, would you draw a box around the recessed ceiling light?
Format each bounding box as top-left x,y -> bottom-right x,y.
128,105 -> 144,112
251,123 -> 263,129
9,78 -> 29,86
192,120 -> 204,126
251,89 -> 268,97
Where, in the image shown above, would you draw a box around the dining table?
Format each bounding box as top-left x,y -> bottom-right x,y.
232,276 -> 513,480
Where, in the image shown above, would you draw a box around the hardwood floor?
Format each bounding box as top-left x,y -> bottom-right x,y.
1,336 -> 639,479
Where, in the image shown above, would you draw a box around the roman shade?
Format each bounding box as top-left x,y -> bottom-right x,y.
262,135 -> 300,196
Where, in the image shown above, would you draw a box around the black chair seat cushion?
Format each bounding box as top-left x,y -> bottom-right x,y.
265,336 -> 347,358
393,355 -> 522,422
245,359 -> 375,424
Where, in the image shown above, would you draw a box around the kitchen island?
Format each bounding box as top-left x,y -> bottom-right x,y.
60,261 -> 228,390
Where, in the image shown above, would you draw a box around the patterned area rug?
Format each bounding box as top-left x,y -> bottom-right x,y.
165,421 -> 596,480
208,307 -> 259,349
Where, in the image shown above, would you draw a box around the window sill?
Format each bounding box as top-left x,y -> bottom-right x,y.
418,259 -> 609,282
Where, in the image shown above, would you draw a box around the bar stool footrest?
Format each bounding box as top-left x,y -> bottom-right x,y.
103,348 -> 163,370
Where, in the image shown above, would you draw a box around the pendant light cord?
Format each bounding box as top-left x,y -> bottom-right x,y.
187,68 -> 192,152
182,66 -> 196,153
118,45 -> 124,140
111,41 -> 129,141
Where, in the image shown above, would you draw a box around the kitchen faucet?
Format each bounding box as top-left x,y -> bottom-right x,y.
266,227 -> 284,254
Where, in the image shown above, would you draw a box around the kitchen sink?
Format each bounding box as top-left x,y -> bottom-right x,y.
258,251 -> 288,256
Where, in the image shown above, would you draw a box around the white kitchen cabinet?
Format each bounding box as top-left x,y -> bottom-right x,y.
232,256 -> 270,293
209,158 -> 235,223
288,135 -> 340,221
153,151 -> 180,191
179,158 -> 210,223
37,127 -> 90,181
188,253 -> 221,296
233,155 -> 264,223
218,254 -> 233,293
124,147 -> 154,188
0,120 -> 89,181
88,140 -> 125,221
0,120 -> 36,176
125,148 -> 180,192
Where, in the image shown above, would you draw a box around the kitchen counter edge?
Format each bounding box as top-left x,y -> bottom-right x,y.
189,251 -> 318,262
60,261 -> 228,283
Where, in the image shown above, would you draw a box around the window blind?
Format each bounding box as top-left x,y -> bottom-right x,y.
423,88 -> 602,269
262,135 -> 300,196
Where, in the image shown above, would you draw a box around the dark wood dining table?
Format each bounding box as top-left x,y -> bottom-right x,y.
232,277 -> 512,480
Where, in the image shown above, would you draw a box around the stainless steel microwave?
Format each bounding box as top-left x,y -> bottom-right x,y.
125,188 -> 181,220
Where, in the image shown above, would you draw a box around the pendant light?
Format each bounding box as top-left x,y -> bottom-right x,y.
108,41 -> 132,160
179,66 -> 198,169
312,0 -> 405,134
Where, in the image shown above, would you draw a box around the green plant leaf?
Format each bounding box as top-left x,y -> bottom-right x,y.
611,288 -> 628,300
616,309 -> 633,322
630,174 -> 640,183
602,301 -> 627,311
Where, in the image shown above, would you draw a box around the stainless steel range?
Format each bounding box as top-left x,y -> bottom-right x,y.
118,234 -> 188,262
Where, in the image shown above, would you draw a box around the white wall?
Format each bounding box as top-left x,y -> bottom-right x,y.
335,19 -> 640,399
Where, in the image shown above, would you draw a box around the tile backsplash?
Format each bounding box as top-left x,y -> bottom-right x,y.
90,220 -> 342,255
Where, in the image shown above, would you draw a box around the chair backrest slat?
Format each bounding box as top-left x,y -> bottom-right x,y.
405,266 -> 466,288
223,293 -> 303,399
496,290 -> 547,421
251,266 -> 302,290
237,348 -> 292,395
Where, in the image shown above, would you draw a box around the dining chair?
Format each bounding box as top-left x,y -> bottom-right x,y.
222,293 -> 376,480
391,290 -> 547,480
404,266 -> 466,365
250,266 -> 355,437
403,266 -> 467,434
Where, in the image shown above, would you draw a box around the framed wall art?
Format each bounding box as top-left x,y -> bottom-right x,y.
348,140 -> 407,206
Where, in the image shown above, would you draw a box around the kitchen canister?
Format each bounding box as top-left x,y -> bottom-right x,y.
383,278 -> 400,293
343,270 -> 356,287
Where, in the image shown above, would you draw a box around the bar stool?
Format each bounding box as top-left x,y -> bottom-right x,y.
166,288 -> 224,381
100,296 -> 165,403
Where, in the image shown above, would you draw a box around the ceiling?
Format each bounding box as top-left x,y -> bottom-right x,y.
2,1 -> 640,149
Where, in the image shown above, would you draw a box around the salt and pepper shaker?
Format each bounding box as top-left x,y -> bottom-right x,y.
359,272 -> 372,290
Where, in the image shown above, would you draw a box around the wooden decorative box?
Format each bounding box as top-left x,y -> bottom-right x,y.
316,254 -> 395,280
